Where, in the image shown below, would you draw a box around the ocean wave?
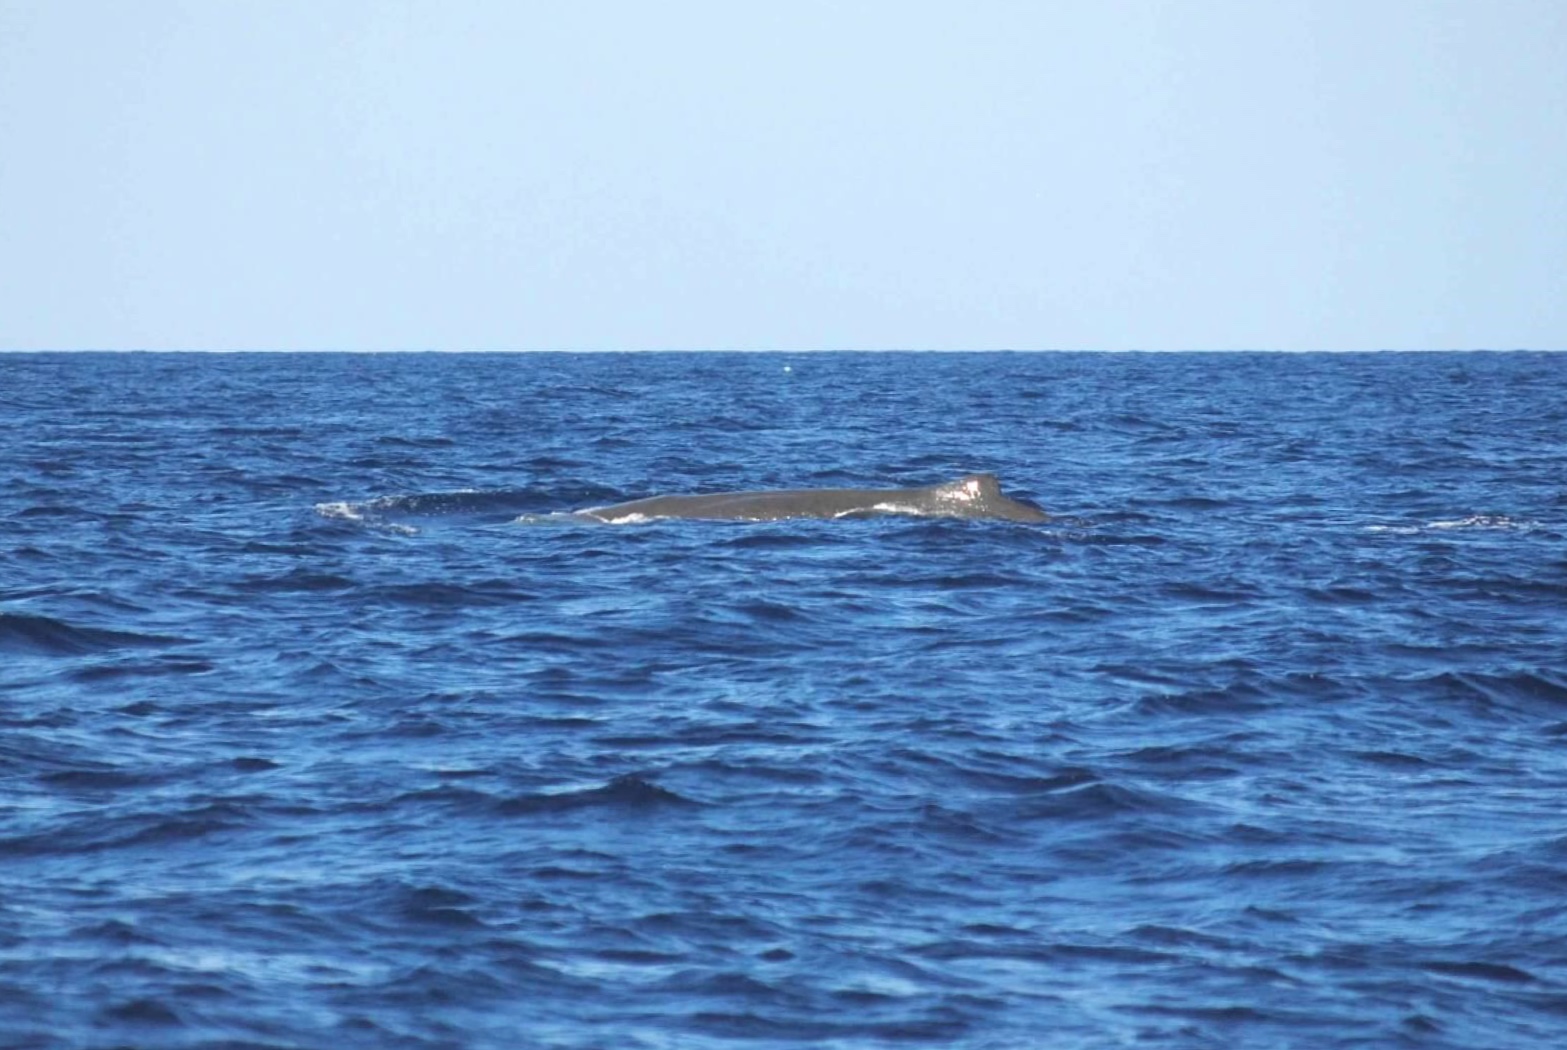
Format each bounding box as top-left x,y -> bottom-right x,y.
8,351 -> 1567,1049
0,611 -> 184,657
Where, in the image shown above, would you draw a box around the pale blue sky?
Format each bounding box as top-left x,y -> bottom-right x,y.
1,1 -> 1562,350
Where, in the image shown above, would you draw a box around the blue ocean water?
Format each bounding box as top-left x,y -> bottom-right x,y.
2,350 -> 1566,1049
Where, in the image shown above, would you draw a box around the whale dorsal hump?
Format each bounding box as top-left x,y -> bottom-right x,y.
932,473 -> 1003,504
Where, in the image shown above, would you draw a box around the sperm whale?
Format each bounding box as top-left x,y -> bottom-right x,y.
573,474 -> 1048,524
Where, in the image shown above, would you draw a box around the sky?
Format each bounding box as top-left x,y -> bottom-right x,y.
0,1 -> 1563,351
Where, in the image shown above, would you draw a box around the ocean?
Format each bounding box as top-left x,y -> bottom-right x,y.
2,350 -> 1565,1048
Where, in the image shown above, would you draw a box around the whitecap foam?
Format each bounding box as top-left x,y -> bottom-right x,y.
1428,515 -> 1532,531
1364,514 -> 1538,535
314,501 -> 366,523
314,500 -> 419,535
513,511 -> 578,525
516,509 -> 655,525
835,501 -> 931,518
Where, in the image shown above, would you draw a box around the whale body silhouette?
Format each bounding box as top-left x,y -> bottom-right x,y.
574,474 -> 1048,523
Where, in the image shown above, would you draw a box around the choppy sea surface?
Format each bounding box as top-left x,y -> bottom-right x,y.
3,350 -> 1566,1049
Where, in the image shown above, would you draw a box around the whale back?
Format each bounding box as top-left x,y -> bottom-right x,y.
571,472 -> 1047,523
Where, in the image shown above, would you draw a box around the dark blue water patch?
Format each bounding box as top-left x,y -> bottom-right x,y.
0,611 -> 187,657
2,351 -> 1567,1048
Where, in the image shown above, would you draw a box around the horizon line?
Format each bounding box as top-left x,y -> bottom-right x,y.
2,346 -> 1560,354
